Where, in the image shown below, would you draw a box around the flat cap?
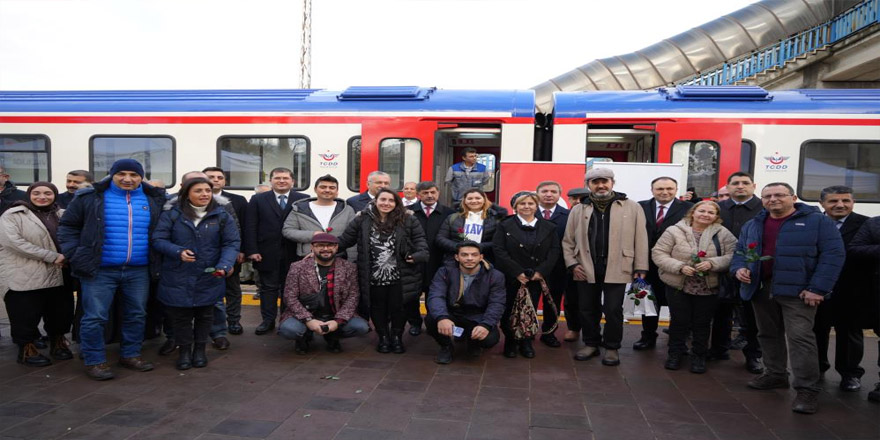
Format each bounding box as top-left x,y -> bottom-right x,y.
311,233 -> 339,244
567,187 -> 590,197
584,167 -> 614,182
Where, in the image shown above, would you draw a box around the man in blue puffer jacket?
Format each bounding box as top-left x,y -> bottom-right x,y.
58,159 -> 167,381
730,182 -> 844,415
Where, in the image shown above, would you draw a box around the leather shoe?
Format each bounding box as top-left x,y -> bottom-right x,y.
376,335 -> 391,353
745,357 -> 764,374
49,336 -> 74,360
119,356 -> 154,372
212,337 -> 230,350
574,346 -> 598,361
748,374 -> 790,390
192,344 -> 208,368
518,339 -> 535,358
563,330 -> 579,342
408,325 -> 422,336
791,390 -> 818,414
632,338 -> 656,351
158,339 -> 177,356
176,344 -> 193,370
435,345 -> 453,364
503,340 -> 518,358
255,321 -> 275,335
325,338 -> 342,353
227,322 -> 243,335
664,353 -> 682,370
868,382 -> 880,403
601,349 -> 620,366
539,333 -> 562,348
294,338 -> 310,355
840,376 -> 861,392
690,355 -> 707,374
85,362 -> 114,381
707,351 -> 731,361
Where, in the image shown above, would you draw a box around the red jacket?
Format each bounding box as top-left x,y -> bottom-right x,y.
280,255 -> 360,324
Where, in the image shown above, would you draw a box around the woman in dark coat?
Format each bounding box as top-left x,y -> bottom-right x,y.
492,191 -> 560,359
152,177 -> 240,370
436,189 -> 503,263
338,188 -> 428,354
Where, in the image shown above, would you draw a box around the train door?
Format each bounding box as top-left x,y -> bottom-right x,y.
434,125 -> 502,206
656,122 -> 742,198
359,119 -> 437,193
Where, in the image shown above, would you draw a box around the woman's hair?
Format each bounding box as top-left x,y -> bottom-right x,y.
458,189 -> 490,219
369,187 -> 407,234
511,192 -> 539,212
179,177 -> 217,221
684,200 -> 723,226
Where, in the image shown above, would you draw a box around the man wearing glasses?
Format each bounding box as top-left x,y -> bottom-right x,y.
731,182 -> 844,414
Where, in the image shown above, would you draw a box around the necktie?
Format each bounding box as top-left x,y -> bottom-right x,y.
543,209 -> 551,220
656,205 -> 665,227
836,220 -> 844,230
279,194 -> 287,210
425,206 -> 432,217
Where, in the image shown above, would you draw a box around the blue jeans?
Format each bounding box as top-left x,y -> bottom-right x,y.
210,300 -> 228,339
79,266 -> 150,365
279,316 -> 370,340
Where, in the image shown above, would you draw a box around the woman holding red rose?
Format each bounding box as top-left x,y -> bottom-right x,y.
436,189 -> 503,263
651,201 -> 736,373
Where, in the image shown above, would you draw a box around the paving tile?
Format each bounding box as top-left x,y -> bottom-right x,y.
265,409 -> 350,440
582,391 -> 637,406
347,390 -> 422,431
94,409 -> 168,427
0,401 -> 58,418
530,412 -> 590,430
402,418 -> 468,440
377,379 -> 429,393
820,419 -> 880,440
700,412 -> 776,440
62,424 -> 144,440
587,403 -> 655,440
303,395 -> 363,413
209,419 -> 281,438
466,420 -> 530,440
690,399 -> 749,414
528,426 -> 593,440
349,359 -> 396,370
650,421 -> 718,440
478,386 -> 529,400
335,427 -> 402,440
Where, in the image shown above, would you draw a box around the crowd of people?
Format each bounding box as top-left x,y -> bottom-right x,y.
0,147 -> 879,416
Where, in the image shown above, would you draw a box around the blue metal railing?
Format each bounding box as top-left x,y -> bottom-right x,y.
680,0 -> 880,86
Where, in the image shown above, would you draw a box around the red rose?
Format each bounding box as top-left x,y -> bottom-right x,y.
697,251 -> 707,258
636,291 -> 647,299
458,228 -> 464,233
748,242 -> 758,249
326,227 -> 333,232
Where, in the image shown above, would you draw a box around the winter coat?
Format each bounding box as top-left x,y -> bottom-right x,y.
651,221 -> 737,293
492,216 -> 560,284
152,201 -> 240,308
562,193 -> 650,284
0,181 -> 28,215
730,203 -> 845,301
427,261 -> 506,328
280,254 -> 360,324
848,215 -> 880,329
58,178 -> 167,279
435,209 -> 502,261
281,198 -> 356,258
0,205 -> 64,293
444,162 -> 490,202
337,210 -> 429,317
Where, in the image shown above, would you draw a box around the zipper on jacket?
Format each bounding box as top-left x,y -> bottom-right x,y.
125,191 -> 133,264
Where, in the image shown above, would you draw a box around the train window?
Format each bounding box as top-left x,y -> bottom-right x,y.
90,136 -> 174,185
741,140 -> 756,174
348,136 -> 361,193
799,141 -> 880,202
218,136 -> 309,190
671,141 -> 719,198
477,154 -> 496,192
379,138 -> 421,190
0,135 -> 50,185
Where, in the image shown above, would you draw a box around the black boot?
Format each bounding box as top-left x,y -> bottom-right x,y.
176,344 -> 193,370
390,329 -> 406,354
192,343 -> 208,368
50,335 -> 74,360
376,329 -> 391,353
519,339 -> 535,358
17,343 -> 52,367
503,338 -> 518,358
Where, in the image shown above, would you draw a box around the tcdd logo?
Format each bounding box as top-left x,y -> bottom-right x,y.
318,151 -> 340,168
763,152 -> 790,171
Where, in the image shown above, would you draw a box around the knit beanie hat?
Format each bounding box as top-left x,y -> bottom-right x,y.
109,159 -> 145,178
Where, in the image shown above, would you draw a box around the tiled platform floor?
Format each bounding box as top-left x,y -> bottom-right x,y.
0,304 -> 878,440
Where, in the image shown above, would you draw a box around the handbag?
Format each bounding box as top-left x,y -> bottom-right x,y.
711,233 -> 738,303
509,280 -> 559,339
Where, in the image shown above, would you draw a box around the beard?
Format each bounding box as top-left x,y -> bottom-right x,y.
315,252 -> 335,263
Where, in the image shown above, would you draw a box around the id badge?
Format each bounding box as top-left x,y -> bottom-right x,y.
452,326 -> 464,337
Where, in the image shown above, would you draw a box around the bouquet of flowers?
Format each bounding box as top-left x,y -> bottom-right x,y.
691,251 -> 707,277
736,242 -> 773,263
626,278 -> 657,317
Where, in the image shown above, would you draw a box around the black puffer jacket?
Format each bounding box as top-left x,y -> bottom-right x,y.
337,210 -> 429,317
435,208 -> 504,262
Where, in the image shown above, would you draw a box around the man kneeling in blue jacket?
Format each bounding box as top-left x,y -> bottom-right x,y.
730,182 -> 844,415
426,241 -> 506,364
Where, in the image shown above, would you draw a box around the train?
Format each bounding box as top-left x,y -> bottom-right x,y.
0,85 -> 878,214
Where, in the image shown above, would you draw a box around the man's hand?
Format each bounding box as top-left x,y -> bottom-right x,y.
471,326 -> 489,341
800,290 -> 824,307
181,249 -> 196,263
306,319 -> 325,334
248,253 -> 262,262
236,253 -> 245,264
437,319 -> 455,337
572,265 -> 588,281
326,320 -> 339,333
735,268 -> 751,284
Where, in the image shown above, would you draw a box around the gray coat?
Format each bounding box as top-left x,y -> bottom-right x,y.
281,198 -> 356,259
0,205 -> 64,293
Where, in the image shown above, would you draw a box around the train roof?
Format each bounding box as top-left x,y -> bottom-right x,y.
0,87 -> 535,118
553,86 -> 880,118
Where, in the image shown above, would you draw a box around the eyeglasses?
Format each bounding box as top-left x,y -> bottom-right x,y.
761,193 -> 793,200
312,243 -> 338,249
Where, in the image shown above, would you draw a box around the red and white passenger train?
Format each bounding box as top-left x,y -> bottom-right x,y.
0,85 -> 878,213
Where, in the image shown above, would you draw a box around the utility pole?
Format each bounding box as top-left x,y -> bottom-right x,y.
299,0 -> 312,89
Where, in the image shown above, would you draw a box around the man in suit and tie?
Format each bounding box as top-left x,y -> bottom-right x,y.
813,185 -> 871,392
536,181 -> 570,347
634,177 -> 693,350
346,171 -> 391,212
407,181 -> 454,335
244,167 -> 308,335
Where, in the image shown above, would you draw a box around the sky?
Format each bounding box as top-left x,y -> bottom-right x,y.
0,0 -> 757,91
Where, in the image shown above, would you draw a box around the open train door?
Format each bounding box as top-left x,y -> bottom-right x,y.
656,122 -> 743,197
359,119 -> 437,192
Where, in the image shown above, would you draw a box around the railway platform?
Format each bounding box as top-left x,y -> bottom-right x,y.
0,301 -> 877,440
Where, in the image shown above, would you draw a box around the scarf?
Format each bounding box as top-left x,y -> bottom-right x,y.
588,191 -> 616,213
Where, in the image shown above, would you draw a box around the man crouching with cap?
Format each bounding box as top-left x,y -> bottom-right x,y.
562,168 -> 649,366
279,233 -> 369,354
58,159 -> 168,380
